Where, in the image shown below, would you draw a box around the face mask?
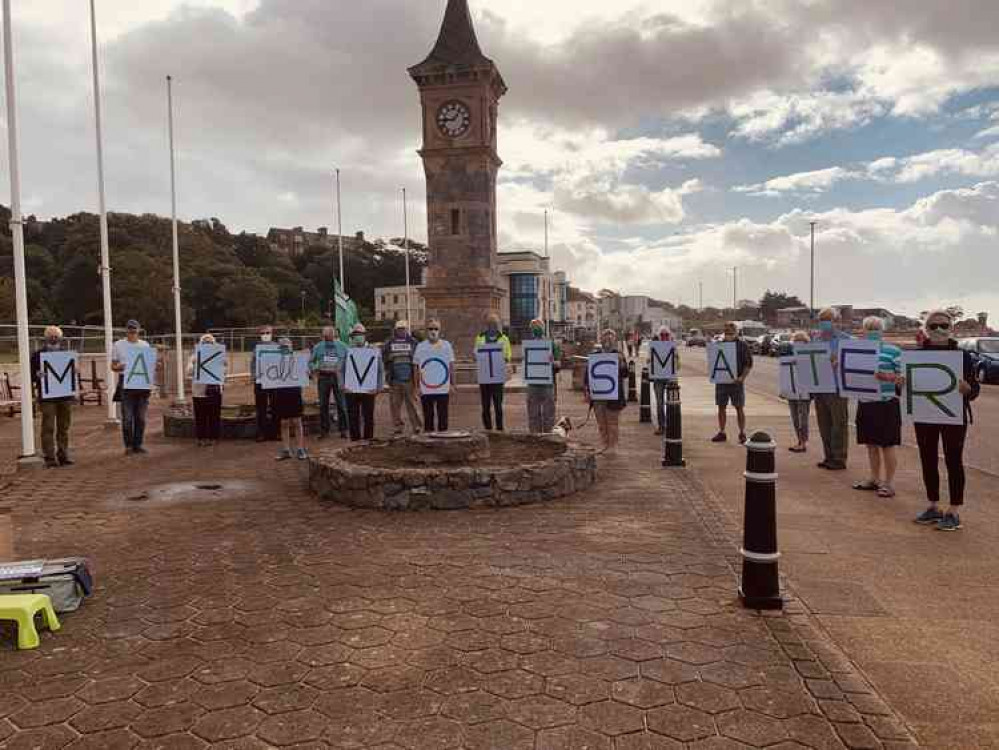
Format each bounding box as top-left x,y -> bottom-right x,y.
819,320 -> 833,332
351,335 -> 365,347
45,337 -> 60,349
724,331 -> 737,341
531,326 -> 544,338
428,330 -> 440,342
865,331 -> 882,341
260,333 -> 273,342
926,325 -> 950,343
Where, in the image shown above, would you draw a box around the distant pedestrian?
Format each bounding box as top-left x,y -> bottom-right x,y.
852,317 -> 902,497
652,326 -> 679,436
585,329 -> 628,454
30,325 -> 74,467
786,330 -> 811,453
341,323 -> 384,441
475,313 -> 512,431
272,337 -> 308,461
111,319 -> 152,455
383,320 -> 421,435
310,326 -> 348,439
712,321 -> 753,444
251,325 -> 278,442
812,307 -> 851,470
913,310 -> 980,531
526,318 -> 560,433
414,319 -> 454,432
187,333 -> 223,447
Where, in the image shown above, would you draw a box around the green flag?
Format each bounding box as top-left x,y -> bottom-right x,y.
333,279 -> 359,341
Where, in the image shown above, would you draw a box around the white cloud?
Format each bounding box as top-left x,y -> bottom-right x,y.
734,167 -> 857,197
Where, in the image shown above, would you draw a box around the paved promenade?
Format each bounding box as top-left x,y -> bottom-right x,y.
0,378 -> 915,749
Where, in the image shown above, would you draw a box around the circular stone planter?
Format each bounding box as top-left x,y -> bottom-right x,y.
309,432 -> 598,511
163,403 -> 324,440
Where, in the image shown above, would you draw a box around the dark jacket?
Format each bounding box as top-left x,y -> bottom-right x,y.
921,339 -> 980,424
583,349 -> 629,411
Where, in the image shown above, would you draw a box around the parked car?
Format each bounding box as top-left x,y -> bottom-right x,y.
958,337 -> 999,384
686,329 -> 707,347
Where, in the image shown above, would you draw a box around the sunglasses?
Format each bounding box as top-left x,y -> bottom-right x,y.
427,327 -> 440,332
927,323 -> 951,331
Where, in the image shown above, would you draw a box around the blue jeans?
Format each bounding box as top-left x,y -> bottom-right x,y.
121,392 -> 150,449
318,375 -> 347,435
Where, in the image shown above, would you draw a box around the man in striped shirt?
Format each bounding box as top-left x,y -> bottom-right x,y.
852,317 -> 902,498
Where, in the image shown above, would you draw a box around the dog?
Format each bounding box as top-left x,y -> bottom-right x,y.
551,416 -> 574,438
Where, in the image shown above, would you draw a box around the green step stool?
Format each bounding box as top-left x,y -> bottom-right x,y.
0,593 -> 61,649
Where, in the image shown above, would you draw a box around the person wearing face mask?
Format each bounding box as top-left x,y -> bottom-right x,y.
786,331 -> 812,453
271,337 -> 308,461
310,326 -> 349,439
525,318 -> 561,433
913,310 -> 980,531
852,317 -> 902,498
250,325 -> 279,443
474,313 -> 512,431
341,323 -> 384,441
414,319 -> 454,432
584,329 -> 629,454
812,308 -> 851,470
382,320 -> 422,436
186,333 -> 224,447
712,321 -> 753,444
111,319 -> 152,455
30,325 -> 75,467
652,326 -> 680,437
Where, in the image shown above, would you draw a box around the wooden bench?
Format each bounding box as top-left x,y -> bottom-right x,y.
77,359 -> 104,407
0,373 -> 20,417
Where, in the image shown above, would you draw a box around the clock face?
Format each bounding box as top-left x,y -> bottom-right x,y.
437,101 -> 471,139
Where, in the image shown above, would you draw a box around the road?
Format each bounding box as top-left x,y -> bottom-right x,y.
674,347 -> 999,477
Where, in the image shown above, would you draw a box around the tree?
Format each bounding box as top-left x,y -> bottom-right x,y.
759,290 -> 805,326
0,277 -> 14,323
218,270 -> 278,328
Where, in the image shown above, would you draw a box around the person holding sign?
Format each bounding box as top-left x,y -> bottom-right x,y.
524,319 -> 561,434
310,327 -> 348,439
650,326 -> 679,436
29,326 -> 75,468
186,334 -> 225,447
852,317 -> 902,498
341,323 -> 385,441
250,325 -> 279,442
414,319 -> 454,433
782,331 -> 812,453
710,322 -> 753,444
474,313 -> 512,431
269,338 -> 309,461
911,310 -> 980,531
584,329 -> 629,454
383,321 -> 422,436
111,320 -> 153,455
812,307 -> 852,470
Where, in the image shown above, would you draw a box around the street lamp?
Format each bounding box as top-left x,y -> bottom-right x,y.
809,221 -> 817,324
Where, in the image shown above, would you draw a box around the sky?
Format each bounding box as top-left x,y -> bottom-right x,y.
4,0 -> 999,318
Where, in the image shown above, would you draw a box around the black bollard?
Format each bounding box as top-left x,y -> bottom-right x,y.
661,380 -> 685,467
739,432 -> 782,610
639,367 -> 651,423
627,360 -> 637,402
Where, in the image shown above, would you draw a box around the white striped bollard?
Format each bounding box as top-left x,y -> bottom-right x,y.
739,431 -> 782,609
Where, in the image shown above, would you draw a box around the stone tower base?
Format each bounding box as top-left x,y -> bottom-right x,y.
423,284 -> 506,360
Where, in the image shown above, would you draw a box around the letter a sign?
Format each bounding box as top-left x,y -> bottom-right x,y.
901,351 -> 964,425
40,351 -> 78,400
707,342 -> 737,385
124,345 -> 156,390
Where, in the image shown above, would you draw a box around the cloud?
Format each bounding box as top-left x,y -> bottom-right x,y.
734,167 -> 858,197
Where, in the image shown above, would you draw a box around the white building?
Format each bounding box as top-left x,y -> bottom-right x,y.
375,286 -> 427,328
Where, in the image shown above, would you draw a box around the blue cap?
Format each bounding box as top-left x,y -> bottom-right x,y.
126,319 -> 141,330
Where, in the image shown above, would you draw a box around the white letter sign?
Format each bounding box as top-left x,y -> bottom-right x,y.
901,351 -> 964,425
778,355 -> 802,399
193,343 -> 227,385
254,344 -> 280,384
649,341 -> 677,381
124,345 -> 156,391
345,348 -> 380,394
838,340 -> 880,400
260,351 -> 310,390
476,343 -> 507,385
39,351 -> 78,400
587,354 -> 620,402
522,340 -> 554,386
418,357 -> 451,396
707,342 -> 737,385
794,343 -> 836,395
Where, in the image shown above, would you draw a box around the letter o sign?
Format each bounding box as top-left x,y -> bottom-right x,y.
421,357 -> 449,391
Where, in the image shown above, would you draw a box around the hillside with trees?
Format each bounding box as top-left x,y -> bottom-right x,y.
0,207 -> 426,333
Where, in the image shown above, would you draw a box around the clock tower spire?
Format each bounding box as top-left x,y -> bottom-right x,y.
409,0 -> 507,359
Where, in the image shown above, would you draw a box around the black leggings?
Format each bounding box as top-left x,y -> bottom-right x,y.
421,395 -> 450,433
915,423 -> 967,506
346,394 -> 376,441
479,384 -> 505,431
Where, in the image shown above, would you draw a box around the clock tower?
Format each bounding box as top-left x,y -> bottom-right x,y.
409,0 -> 507,358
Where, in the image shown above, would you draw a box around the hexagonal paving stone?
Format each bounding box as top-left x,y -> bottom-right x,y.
482,670 -> 544,700
378,688 -> 446,721
190,658 -> 254,685
500,632 -> 550,655
666,643 -> 723,666
395,716 -> 464,750
130,702 -> 204,738
611,678 -> 675,708
425,666 -> 481,695
464,718 -> 535,750
723,646 -> 784,668
295,643 -> 352,667
3,725 -> 77,750
133,679 -> 201,709
76,676 -> 145,705
352,645 -> 411,669
331,610 -> 383,630
546,673 -> 609,706
552,636 -> 608,659
647,705 -> 716,742
477,615 -> 528,635
138,657 -> 203,683
361,666 -> 424,693
687,738 -> 757,750
191,704 -> 262,742
505,694 -> 577,729
445,630 -> 494,652
699,662 -> 764,690
580,655 -> 639,682
578,699 -> 644,736
11,697 -> 84,729
521,651 -> 580,678
393,628 -> 448,650
615,731 -> 684,750
246,661 -> 309,687
69,701 -> 143,734
609,638 -> 665,662
442,690 -> 508,725
285,625 -> 342,646
257,708 -> 329,746
303,663 -> 366,691
338,626 -> 394,649
537,725 -> 610,750
314,686 -> 381,719
467,649 -> 520,674
251,684 -> 317,714
739,686 -> 816,719
191,680 -> 259,711
676,681 -> 741,714
717,709 -> 790,746
65,727 -> 142,750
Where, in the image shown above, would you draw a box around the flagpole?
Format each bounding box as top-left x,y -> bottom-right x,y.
2,0 -> 39,464
89,0 -> 117,424
403,187 -> 411,325
166,75 -> 185,401
335,168 -> 344,292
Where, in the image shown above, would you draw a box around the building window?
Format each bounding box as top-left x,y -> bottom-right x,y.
394,294 -> 399,304
380,296 -> 386,306
451,209 -> 460,235
509,274 -> 539,341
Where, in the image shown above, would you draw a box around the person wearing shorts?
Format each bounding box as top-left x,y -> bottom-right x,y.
712,322 -> 753,444
852,317 -> 902,498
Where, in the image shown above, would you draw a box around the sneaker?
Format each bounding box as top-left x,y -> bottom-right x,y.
133,446 -> 149,455
711,432 -> 727,443
44,457 -> 59,468
825,462 -> 847,471
915,506 -> 944,525
816,461 -> 830,469
296,448 -> 309,461
738,432 -> 747,445
936,512 -> 962,532
57,455 -> 74,466
275,449 -> 292,461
